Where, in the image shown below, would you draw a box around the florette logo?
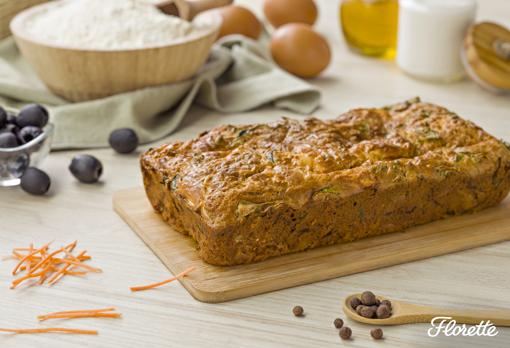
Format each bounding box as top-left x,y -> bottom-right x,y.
427,317 -> 499,337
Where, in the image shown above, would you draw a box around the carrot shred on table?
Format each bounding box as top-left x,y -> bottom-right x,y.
130,267 -> 195,292
37,307 -> 120,322
10,272 -> 44,289
60,259 -> 102,273
65,240 -> 78,253
7,241 -> 100,289
64,271 -> 87,276
48,250 -> 86,285
39,307 -> 116,318
11,242 -> 51,275
39,312 -> 121,321
29,247 -> 67,275
0,327 -> 98,335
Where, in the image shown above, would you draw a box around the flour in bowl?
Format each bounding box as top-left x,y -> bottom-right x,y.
24,0 -> 211,49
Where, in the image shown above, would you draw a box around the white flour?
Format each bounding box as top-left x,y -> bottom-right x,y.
25,0 -> 209,49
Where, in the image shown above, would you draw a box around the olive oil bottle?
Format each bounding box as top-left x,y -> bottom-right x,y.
340,0 -> 399,59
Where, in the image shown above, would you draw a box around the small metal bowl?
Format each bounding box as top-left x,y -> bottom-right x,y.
0,111 -> 53,187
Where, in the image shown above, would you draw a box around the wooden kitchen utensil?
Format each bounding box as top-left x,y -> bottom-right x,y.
9,1 -> 222,102
157,0 -> 233,20
343,294 -> 510,326
462,22 -> 510,93
113,188 -> 510,303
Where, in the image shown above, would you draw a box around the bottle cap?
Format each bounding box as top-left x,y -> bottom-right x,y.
462,21 -> 510,94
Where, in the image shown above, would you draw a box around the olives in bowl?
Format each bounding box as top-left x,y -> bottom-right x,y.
0,105 -> 53,187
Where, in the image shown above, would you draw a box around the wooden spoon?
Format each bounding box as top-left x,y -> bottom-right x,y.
343,294 -> 510,326
157,0 -> 233,20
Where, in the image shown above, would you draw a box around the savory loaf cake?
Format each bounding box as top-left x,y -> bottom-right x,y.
141,98 -> 510,266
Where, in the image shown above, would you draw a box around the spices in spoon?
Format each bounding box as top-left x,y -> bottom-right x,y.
350,297 -> 362,310
376,305 -> 391,319
380,300 -> 392,310
358,305 -> 376,319
360,291 -> 377,306
350,291 -> 393,319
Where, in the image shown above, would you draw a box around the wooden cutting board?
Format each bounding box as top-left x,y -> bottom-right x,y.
113,188 -> 510,303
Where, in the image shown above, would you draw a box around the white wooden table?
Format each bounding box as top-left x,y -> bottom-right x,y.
1,0 -> 509,347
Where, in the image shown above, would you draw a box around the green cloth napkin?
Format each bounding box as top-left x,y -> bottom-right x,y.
0,35 -> 321,149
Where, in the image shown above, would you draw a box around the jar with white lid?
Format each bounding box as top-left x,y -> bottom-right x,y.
397,0 -> 477,82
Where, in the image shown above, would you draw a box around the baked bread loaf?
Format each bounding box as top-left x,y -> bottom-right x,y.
141,98 -> 510,266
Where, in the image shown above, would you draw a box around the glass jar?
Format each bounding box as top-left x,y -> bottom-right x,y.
398,0 -> 477,82
0,107 -> 54,187
340,0 -> 399,59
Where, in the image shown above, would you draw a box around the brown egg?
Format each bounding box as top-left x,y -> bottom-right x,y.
263,0 -> 318,28
270,23 -> 331,78
216,5 -> 262,40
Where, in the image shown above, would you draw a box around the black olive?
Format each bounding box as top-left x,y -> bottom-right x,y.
69,154 -> 103,183
6,113 -> 17,125
19,126 -> 43,144
108,128 -> 139,154
20,167 -> 51,195
0,107 -> 6,128
0,123 -> 19,134
17,104 -> 49,128
0,132 -> 18,148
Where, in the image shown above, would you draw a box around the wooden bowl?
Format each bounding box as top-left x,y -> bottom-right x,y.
10,1 -> 221,102
0,0 -> 48,39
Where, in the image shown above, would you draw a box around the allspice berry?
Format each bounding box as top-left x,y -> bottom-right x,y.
333,318 -> 344,329
360,291 -> 377,306
292,305 -> 304,317
381,299 -> 392,310
376,305 -> 392,319
339,326 -> 352,340
355,304 -> 365,315
359,305 -> 376,319
350,297 -> 362,310
371,328 -> 384,340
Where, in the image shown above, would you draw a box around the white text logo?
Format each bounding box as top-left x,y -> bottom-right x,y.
427,316 -> 499,337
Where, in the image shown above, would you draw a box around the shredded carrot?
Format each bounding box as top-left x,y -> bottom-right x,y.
60,259 -> 102,273
130,267 -> 195,292
37,307 -> 120,322
7,241 -> 100,289
39,312 -> 121,321
64,271 -> 87,276
48,251 -> 86,285
39,307 -> 116,318
12,242 -> 51,275
0,327 -> 97,335
29,247 -> 66,274
11,273 -> 42,289
65,240 -> 78,253
25,244 -> 34,273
